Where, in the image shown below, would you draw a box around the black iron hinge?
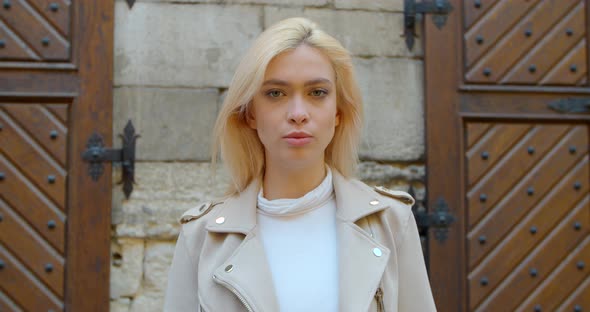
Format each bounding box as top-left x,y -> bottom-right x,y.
413,197 -> 455,243
404,0 -> 453,50
82,120 -> 139,199
548,98 -> 590,113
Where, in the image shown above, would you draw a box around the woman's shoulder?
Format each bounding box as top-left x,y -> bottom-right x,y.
350,178 -> 415,207
176,200 -> 225,248
349,179 -> 415,221
179,200 -> 224,225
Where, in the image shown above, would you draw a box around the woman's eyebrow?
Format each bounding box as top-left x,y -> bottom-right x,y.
304,78 -> 333,86
261,78 -> 333,86
262,79 -> 289,86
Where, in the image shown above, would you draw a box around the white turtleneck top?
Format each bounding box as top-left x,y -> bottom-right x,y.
256,167 -> 338,312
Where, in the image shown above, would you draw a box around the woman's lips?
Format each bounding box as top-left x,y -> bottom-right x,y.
283,131 -> 313,146
284,136 -> 313,146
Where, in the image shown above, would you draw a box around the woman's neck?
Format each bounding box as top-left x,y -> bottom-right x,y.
262,160 -> 326,200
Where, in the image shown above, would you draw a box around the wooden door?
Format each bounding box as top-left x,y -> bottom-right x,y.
0,1 -> 113,311
425,0 -> 590,311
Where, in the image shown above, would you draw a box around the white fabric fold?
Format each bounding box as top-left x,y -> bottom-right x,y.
257,166 -> 334,216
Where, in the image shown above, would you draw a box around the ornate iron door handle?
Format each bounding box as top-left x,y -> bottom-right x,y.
549,98 -> 590,113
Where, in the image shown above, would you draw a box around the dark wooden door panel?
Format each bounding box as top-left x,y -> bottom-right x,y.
517,236 -> 590,312
0,153 -> 66,253
467,125 -> 588,269
466,124 -> 570,226
2,104 -> 68,167
466,123 -> 531,187
0,200 -> 64,298
0,108 -> 66,209
0,0 -> 71,61
468,155 -> 588,309
0,1 -> 113,311
0,245 -> 62,311
25,0 -> 71,37
465,0 -> 587,86
502,4 -> 586,85
466,122 -> 493,148
425,0 -> 590,311
559,277 -> 590,311
464,0 -> 543,67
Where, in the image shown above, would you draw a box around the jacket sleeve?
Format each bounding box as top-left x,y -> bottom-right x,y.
397,213 -> 437,311
164,229 -> 200,312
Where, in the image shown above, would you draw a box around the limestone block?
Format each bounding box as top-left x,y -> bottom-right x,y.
125,242 -> 175,312
115,223 -> 180,240
110,298 -> 132,312
114,2 -> 262,87
353,57 -> 424,161
112,162 -> 230,238
334,0 -> 403,11
113,87 -> 218,161
130,290 -> 164,312
357,161 -> 426,207
132,0 -> 327,4
264,6 -> 305,29
110,238 -> 144,299
143,242 -> 176,292
264,7 -> 421,57
358,161 -> 425,183
305,9 -> 421,57
136,0 -> 328,4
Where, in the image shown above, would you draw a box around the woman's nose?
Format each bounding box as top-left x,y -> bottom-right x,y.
288,95 -> 309,124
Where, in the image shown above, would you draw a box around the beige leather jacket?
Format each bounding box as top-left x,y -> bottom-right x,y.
164,170 -> 436,312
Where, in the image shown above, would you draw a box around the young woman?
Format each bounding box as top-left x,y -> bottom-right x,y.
164,17 -> 436,312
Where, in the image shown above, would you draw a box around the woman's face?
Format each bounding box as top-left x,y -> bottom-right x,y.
248,44 -> 340,170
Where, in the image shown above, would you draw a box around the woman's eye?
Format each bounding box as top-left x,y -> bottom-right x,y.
310,89 -> 328,97
266,90 -> 284,98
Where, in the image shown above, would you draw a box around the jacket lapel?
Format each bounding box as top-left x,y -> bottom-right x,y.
203,172 -> 392,312
333,171 -> 392,312
205,181 -> 280,312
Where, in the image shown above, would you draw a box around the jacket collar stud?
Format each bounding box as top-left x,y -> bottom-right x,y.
373,247 -> 383,257
369,199 -> 380,206
215,217 -> 225,224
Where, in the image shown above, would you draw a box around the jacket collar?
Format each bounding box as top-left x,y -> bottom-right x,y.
204,169 -> 392,312
205,169 -> 390,233
332,169 -> 391,222
205,179 -> 259,235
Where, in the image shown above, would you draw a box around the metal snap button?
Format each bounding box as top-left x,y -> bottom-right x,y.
370,200 -> 379,206
225,264 -> 233,273
215,217 -> 225,224
373,248 -> 382,257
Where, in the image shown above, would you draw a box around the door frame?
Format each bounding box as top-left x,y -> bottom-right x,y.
65,2 -> 114,310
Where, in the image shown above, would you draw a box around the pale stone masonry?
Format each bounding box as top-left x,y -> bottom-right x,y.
111,0 -> 425,311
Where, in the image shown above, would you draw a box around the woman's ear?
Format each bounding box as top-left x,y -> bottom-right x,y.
246,103 -> 257,129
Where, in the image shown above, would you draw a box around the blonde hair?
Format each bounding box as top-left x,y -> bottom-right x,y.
212,17 -> 363,195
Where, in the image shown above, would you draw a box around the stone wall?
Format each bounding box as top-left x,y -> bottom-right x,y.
111,0 -> 424,310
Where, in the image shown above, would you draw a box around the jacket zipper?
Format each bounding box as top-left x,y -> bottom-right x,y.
366,217 -> 385,312
213,275 -> 255,312
375,287 -> 385,312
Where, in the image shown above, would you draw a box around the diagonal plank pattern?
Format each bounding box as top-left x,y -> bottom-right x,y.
0,0 -> 71,61
464,0 -> 588,86
466,122 -> 590,311
0,103 -> 68,310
